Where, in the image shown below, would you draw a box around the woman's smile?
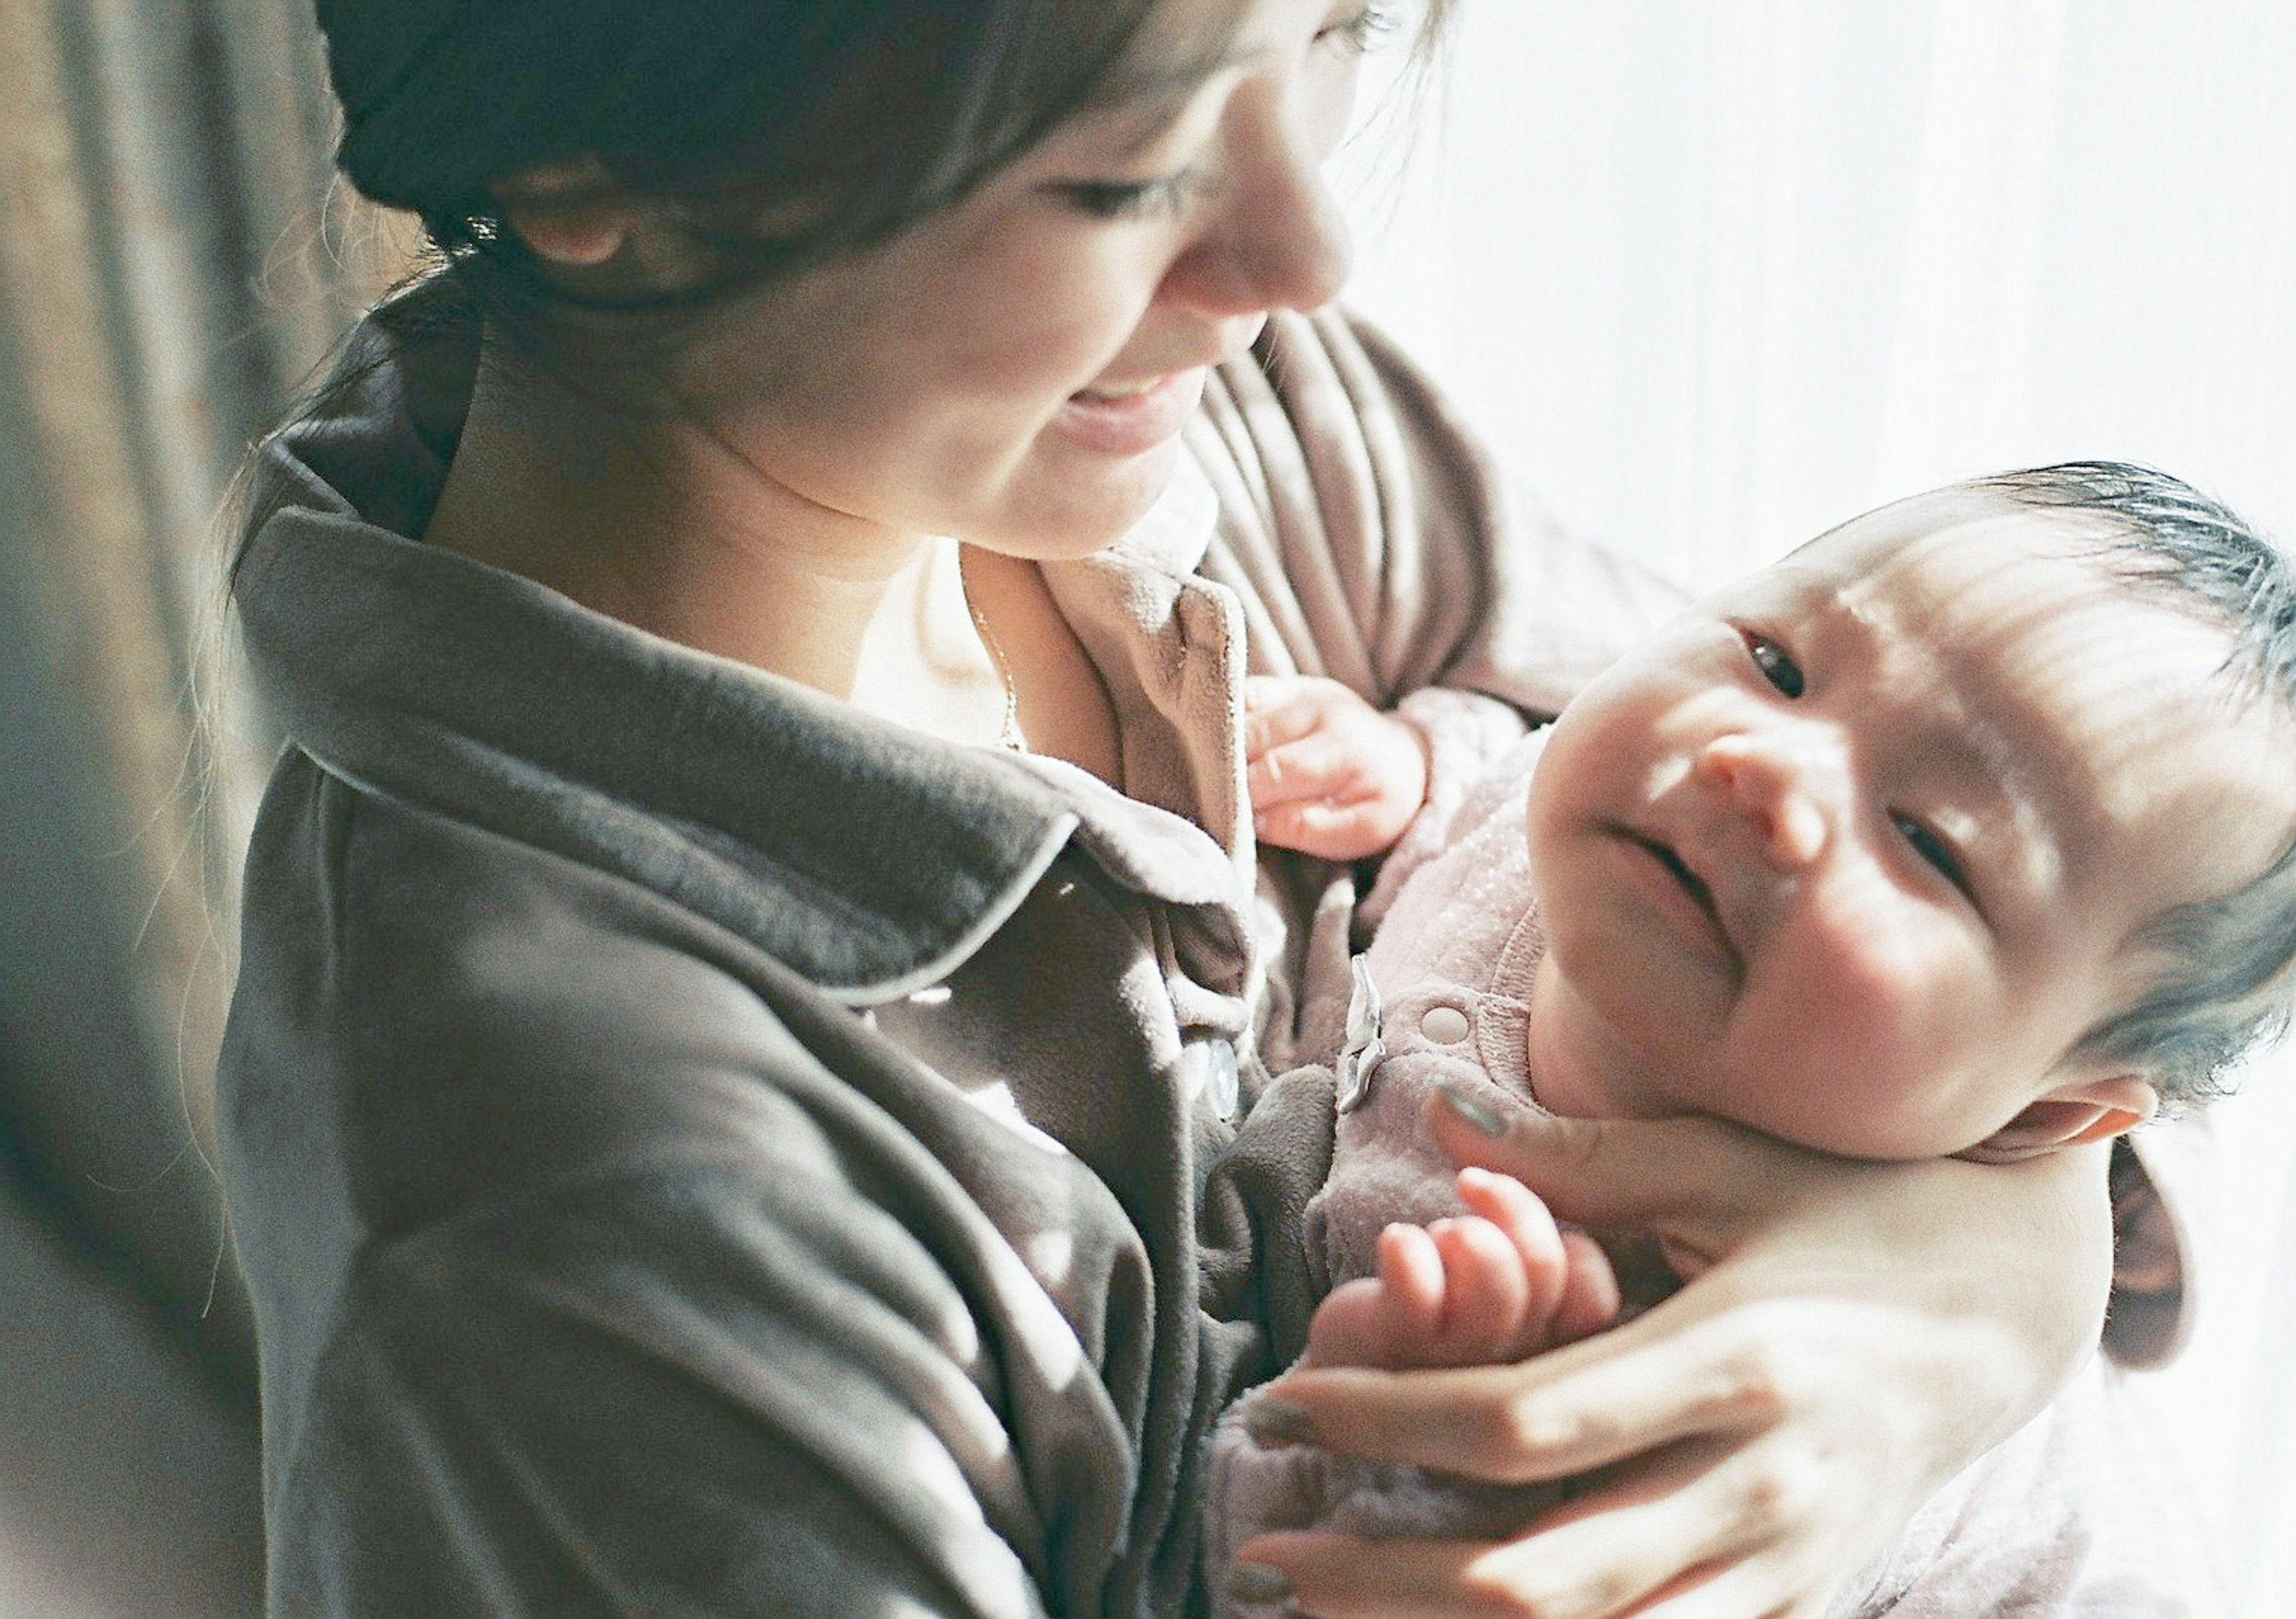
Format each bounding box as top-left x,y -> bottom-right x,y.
1052,366 -> 1210,454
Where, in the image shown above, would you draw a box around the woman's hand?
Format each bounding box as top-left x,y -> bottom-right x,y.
1228,1093 -> 2115,1618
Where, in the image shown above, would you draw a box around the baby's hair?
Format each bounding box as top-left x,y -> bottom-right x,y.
1976,461 -> 2296,1105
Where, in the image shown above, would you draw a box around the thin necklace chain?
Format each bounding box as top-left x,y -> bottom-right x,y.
963,585 -> 1027,752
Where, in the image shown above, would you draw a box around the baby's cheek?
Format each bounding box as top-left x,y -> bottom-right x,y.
1740,914 -> 1970,1147
1770,922 -> 1937,1055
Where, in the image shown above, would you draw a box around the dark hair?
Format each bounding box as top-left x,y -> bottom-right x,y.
1976,461 -> 2296,1106
316,1 -> 1450,330
320,2 -> 1220,321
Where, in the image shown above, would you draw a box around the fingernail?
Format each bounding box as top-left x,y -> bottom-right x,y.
1224,1563 -> 1296,1607
1439,1080 -> 1509,1137
1240,1395 -> 1318,1447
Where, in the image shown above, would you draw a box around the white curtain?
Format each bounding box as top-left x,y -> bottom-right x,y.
1342,4 -> 2296,1610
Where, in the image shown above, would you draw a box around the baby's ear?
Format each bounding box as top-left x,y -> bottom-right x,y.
1959,1075 -> 2159,1165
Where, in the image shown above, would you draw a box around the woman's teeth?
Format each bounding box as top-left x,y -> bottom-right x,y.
1079,377 -> 1161,401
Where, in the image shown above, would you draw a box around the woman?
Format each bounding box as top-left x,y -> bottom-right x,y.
219,1 -> 2178,1614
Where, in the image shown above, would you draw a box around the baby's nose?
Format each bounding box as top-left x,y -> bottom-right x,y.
1692,731 -> 1833,870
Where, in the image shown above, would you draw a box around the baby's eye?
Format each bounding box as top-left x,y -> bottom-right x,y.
1891,811 -> 1976,903
1739,629 -> 1805,698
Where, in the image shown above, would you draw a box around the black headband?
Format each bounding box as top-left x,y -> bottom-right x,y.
313,0 -> 829,213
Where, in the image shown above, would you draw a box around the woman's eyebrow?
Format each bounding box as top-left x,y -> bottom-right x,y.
1048,75 -> 1215,163
1084,35 -> 1261,145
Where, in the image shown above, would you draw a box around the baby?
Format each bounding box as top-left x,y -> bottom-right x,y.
1210,462 -> 2296,1613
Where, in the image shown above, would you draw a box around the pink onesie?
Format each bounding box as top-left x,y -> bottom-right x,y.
1205,731 -> 2216,1617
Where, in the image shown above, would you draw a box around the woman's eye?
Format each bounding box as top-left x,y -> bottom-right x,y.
1739,629 -> 1805,697
1055,168 -> 1205,222
1317,3 -> 1399,51
1891,811 -> 1976,903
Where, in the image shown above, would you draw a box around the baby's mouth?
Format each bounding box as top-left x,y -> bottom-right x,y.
1638,835 -> 1717,917
1618,826 -> 1745,980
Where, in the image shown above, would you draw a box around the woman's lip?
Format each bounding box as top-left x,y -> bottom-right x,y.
1051,367 -> 1207,456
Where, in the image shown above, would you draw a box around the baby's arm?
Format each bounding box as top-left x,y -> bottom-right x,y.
1244,674 -> 1430,861
1305,1167 -> 1621,1371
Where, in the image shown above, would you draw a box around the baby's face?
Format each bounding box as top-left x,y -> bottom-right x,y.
1523,490 -> 2296,1159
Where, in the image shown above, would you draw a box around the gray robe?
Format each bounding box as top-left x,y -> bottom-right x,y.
218,282 -> 1672,1618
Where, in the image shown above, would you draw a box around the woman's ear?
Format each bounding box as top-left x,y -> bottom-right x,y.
493,155 -> 634,266
1959,1075 -> 2160,1165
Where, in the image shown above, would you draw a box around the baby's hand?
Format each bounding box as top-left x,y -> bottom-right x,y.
1305,1168 -> 1622,1370
1242,675 -> 1429,862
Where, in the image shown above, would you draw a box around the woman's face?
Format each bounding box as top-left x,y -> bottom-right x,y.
648,0 -> 1381,561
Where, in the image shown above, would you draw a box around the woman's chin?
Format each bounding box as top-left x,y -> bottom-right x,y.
989,436 -> 1189,560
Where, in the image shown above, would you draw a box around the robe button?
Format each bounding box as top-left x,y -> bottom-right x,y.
1202,1038 -> 1240,1119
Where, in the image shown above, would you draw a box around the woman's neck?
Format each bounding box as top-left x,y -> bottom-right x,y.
420,348 -> 1012,748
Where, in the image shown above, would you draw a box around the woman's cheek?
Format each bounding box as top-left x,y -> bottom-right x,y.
949,225 -> 1167,387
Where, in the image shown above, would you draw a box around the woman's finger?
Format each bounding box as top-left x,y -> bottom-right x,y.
1430,1083 -> 2116,1390
1263,1305 -> 1793,1482
1230,1516 -> 1745,1619
1228,1532 -> 1524,1619
1510,1424 -> 1870,1619
1425,1086 -> 1845,1232
1614,1555 -> 1827,1619
1233,1434 -> 1838,1619
1460,1435 -> 1819,1619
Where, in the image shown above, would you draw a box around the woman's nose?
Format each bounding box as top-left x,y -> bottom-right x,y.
1692,729 -> 1836,871
1161,87 -> 1352,317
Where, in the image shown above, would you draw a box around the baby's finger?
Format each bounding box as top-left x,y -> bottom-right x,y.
1307,1277 -> 1402,1369
1308,1225 -> 1449,1369
1373,1223 -> 1450,1342
1427,1216 -> 1531,1362
1253,797 -> 1404,863
1241,679 -> 1327,760
1241,673 -> 1309,713
1245,731 -> 1363,808
1551,1229 -> 1625,1343
1455,1168 -> 1568,1331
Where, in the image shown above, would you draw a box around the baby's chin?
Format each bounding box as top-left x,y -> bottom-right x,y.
1519,954 -> 1679,1123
